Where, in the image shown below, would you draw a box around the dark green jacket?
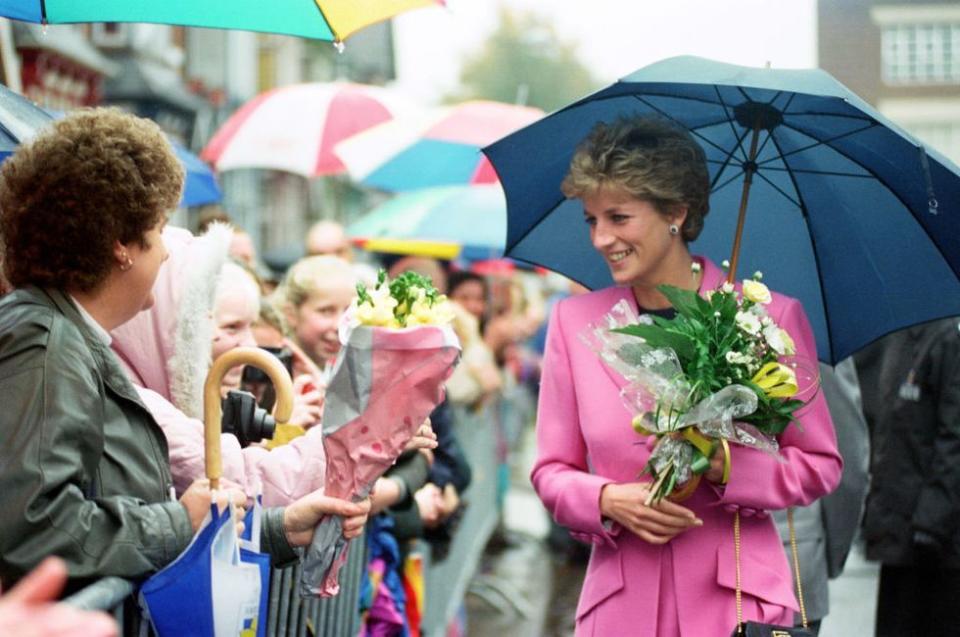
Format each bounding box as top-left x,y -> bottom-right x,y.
0,287 -> 194,591
0,287 -> 295,593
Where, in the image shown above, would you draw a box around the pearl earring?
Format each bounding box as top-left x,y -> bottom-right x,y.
669,224 -> 680,236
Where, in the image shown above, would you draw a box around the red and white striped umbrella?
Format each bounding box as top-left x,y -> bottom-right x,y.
201,82 -> 412,178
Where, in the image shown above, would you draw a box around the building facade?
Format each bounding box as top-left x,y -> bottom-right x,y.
819,0 -> 960,163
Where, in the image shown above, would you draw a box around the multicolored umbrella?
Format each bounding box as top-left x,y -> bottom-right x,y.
347,184 -> 506,260
201,82 -> 411,178
334,101 -> 543,191
0,0 -> 441,42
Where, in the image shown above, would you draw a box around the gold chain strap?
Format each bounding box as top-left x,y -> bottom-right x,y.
734,508 -> 807,632
787,508 -> 808,628
735,510 -> 743,634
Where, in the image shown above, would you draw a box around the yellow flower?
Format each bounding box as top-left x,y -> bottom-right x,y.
355,294 -> 398,327
751,362 -> 798,398
781,329 -> 796,356
742,280 -> 772,305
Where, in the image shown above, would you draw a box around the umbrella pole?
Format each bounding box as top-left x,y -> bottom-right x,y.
726,125 -> 762,284
203,347 -> 295,490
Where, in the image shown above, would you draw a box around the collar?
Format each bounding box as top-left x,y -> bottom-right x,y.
68,294 -> 113,346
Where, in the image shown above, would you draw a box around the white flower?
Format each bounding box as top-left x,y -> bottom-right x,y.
735,310 -> 762,336
725,350 -> 753,366
691,261 -> 702,273
763,324 -> 787,355
722,259 -> 730,269
714,311 -> 721,317
721,282 -> 735,294
742,280 -> 772,304
753,271 -> 763,280
761,316 -> 773,327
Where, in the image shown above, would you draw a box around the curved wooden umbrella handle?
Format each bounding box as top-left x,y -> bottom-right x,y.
203,347 -> 294,490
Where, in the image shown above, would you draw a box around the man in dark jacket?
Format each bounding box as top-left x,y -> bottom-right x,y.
858,317 -> 960,637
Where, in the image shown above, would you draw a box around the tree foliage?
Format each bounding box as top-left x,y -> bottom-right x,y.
451,9 -> 599,112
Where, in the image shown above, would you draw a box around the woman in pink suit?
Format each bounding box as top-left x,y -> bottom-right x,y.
531,116 -> 843,636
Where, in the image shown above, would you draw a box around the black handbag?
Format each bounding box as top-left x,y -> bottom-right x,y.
730,509 -> 816,637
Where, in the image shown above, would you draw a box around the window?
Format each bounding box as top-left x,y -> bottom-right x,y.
881,23 -> 960,84
91,23 -> 128,48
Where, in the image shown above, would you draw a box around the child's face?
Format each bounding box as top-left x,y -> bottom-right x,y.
291,282 -> 356,366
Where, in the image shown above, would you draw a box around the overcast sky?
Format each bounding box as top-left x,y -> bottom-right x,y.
391,0 -> 817,104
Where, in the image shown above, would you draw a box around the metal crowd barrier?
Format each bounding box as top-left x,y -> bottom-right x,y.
63,532 -> 368,637
62,397 -> 516,636
418,402 -> 500,635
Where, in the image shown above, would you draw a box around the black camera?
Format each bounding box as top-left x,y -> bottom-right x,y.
241,346 -> 294,412
221,390 -> 275,448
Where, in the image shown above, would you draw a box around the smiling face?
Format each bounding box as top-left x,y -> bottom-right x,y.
583,186 -> 686,289
289,282 -> 356,365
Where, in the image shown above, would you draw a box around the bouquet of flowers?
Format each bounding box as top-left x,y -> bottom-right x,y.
300,270 -> 460,597
582,269 -> 815,504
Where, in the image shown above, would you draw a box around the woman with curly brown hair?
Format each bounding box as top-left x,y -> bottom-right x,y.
0,108 -> 370,596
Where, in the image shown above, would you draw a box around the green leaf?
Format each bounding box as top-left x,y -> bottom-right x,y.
657,284 -> 701,317
612,323 -> 697,361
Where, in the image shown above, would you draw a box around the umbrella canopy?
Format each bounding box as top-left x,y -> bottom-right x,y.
173,141 -> 222,207
0,0 -> 440,42
0,83 -> 52,160
334,100 -> 543,191
347,184 -> 505,260
482,55 -> 960,364
201,82 -> 410,178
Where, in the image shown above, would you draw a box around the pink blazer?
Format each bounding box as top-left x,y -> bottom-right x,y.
531,257 -> 842,637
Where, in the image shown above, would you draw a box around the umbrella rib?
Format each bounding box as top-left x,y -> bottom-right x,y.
505,195 -> 568,255
753,170 -> 802,209
630,95 -> 739,161
710,168 -> 746,194
779,109 -> 875,123
712,86 -> 749,163
709,125 -> 752,190
766,131 -> 836,363
761,166 -> 876,179
757,121 -> 879,166
753,93 -> 795,162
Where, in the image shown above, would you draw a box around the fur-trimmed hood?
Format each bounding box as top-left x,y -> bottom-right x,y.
111,224 -> 232,419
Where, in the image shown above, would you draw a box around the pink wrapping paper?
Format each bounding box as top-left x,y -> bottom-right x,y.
300,323 -> 460,597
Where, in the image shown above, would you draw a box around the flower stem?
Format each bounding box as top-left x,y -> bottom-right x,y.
645,461 -> 673,506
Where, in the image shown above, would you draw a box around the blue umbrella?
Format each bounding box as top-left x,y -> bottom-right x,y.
173,141 -> 223,207
482,55 -> 960,364
0,84 -> 53,160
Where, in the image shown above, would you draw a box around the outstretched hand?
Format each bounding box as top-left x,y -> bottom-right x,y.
0,557 -> 118,637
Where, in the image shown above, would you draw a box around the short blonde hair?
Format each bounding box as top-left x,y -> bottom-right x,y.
561,115 -> 710,242
272,255 -> 357,311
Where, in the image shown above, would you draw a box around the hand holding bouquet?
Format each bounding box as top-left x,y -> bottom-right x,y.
583,270 -> 815,505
